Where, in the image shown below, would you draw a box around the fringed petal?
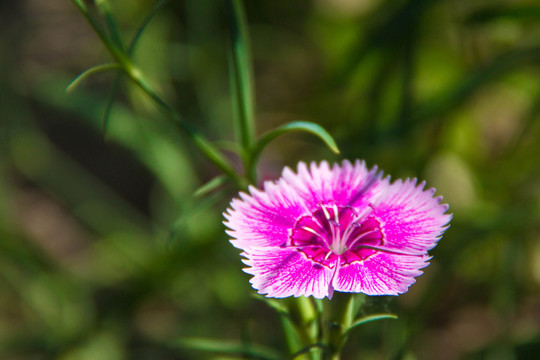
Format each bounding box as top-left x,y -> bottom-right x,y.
223,178 -> 309,250
242,247 -> 337,299
281,160 -> 387,211
334,252 -> 430,295
371,179 -> 452,255
224,160 -> 451,299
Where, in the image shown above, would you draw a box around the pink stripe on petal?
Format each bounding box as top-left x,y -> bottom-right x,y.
371,178 -> 451,255
224,179 -> 309,250
281,160 -> 387,211
334,252 -> 429,295
224,159 -> 451,299
280,161 -> 328,210
243,247 -> 336,299
331,160 -> 388,209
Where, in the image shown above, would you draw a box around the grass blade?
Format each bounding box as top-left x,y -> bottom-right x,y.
66,63 -> 120,93
194,175 -> 228,197
72,0 -> 242,186
128,0 -> 169,55
225,0 -> 256,151
252,121 -> 340,164
103,0 -> 169,133
345,313 -> 398,334
101,72 -> 122,133
96,0 -> 125,51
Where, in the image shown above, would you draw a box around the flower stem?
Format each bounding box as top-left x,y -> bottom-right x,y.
225,0 -> 257,182
125,65 -> 244,186
71,0 -> 245,187
321,293 -> 360,360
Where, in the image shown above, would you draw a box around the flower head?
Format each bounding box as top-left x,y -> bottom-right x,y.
224,160 -> 451,299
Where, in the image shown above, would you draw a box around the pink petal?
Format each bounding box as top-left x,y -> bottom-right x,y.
224,179 -> 309,250
242,247 -> 337,299
334,252 -> 429,295
224,160 -> 452,299
281,160 -> 387,211
371,178 -> 451,255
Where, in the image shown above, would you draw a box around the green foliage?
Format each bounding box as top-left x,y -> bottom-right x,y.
1,0 -> 539,359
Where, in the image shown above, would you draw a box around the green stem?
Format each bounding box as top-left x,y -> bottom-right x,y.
102,0 -> 169,133
71,0 -> 129,66
71,0 -> 244,187
225,0 -> 257,182
96,0 -> 126,51
124,66 -> 244,186
284,297 -> 321,360
322,293 -> 357,360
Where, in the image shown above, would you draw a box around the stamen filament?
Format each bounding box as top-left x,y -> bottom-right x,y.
350,244 -> 420,256
301,226 -> 322,237
322,205 -> 331,220
340,222 -> 361,246
332,203 -> 339,223
347,229 -> 377,248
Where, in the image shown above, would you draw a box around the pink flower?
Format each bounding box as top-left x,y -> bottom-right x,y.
224,160 -> 451,299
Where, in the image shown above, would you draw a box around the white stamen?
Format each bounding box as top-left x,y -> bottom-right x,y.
328,220 -> 337,244
332,203 -> 339,223
321,205 -> 331,220
301,226 -> 320,237
340,222 -> 361,247
353,203 -> 375,223
347,229 -> 377,248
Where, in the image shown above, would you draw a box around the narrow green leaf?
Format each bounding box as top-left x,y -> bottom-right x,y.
345,313 -> 398,334
96,0 -> 125,51
225,0 -> 256,151
71,0 -> 127,65
252,121 -> 340,163
73,0 -> 242,186
101,73 -> 122,133
103,0 -> 169,133
348,293 -> 367,322
71,0 -> 126,134
128,0 -> 169,56
66,63 -> 120,93
170,337 -> 282,360
194,175 -> 228,198
123,67 -> 242,186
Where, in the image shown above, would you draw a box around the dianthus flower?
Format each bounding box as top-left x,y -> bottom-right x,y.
224,160 -> 451,299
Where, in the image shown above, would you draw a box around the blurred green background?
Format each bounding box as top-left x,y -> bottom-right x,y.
1,0 -> 540,359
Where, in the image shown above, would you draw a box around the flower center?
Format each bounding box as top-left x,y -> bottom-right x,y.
290,204 -> 384,264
